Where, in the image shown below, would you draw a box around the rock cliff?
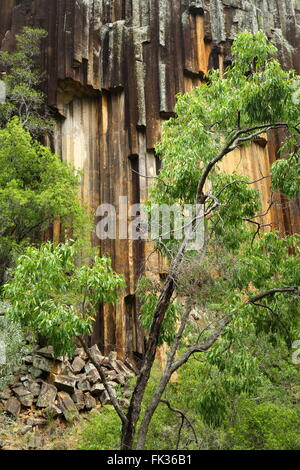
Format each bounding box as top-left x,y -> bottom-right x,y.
1,0 -> 299,359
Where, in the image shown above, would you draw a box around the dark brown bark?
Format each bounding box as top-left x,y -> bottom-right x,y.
121,275 -> 176,449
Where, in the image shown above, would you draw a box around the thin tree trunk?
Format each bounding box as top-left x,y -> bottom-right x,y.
121,275 -> 176,449
136,303 -> 193,449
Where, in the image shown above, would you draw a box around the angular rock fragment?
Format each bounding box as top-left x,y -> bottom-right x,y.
116,360 -> 135,378
45,404 -> 63,418
28,435 -> 44,449
36,346 -> 55,359
26,417 -> 47,427
21,425 -> 32,435
20,375 -> 30,382
77,378 -> 91,392
125,359 -> 139,376
109,358 -> 134,378
72,390 -> 85,411
86,367 -> 100,384
85,363 -> 95,374
54,375 -> 76,394
108,351 -> 117,362
75,347 -> 88,361
107,381 -> 118,388
72,356 -> 85,373
13,385 -> 32,398
19,393 -> 34,408
89,345 -> 105,364
85,363 -> 100,382
57,392 -> 79,422
33,356 -> 55,373
28,367 -> 43,378
0,389 -> 11,400
36,383 -> 57,408
100,390 -> 112,406
105,371 -> 118,382
28,381 -> 41,398
5,397 -> 21,417
84,392 -> 97,411
59,361 -> 75,377
91,383 -> 105,397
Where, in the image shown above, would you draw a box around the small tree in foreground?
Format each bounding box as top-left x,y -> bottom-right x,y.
0,27 -> 91,284
3,241 -> 126,419
4,242 -> 126,357
0,118 -> 90,285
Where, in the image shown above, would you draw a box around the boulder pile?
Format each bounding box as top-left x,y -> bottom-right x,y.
0,344 -> 136,424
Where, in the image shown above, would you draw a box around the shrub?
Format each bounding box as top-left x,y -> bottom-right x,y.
228,399 -> 300,450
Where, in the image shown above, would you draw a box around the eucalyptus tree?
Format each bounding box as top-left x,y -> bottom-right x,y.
121,31 -> 300,450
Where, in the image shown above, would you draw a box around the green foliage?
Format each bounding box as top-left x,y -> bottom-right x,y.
150,31 -> 300,222
187,232 -> 300,425
207,172 -> 260,250
0,316 -> 27,391
228,399 -> 300,450
0,118 -> 91,284
0,27 -> 54,136
77,406 -> 122,450
272,153 -> 300,199
136,33 -> 300,448
77,365 -> 196,451
3,241 -> 125,357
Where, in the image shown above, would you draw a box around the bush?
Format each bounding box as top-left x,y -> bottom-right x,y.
228,399 -> 300,450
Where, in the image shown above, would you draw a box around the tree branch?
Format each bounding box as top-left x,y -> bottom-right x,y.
171,286 -> 300,374
160,399 -> 199,450
196,123 -> 289,204
78,337 -> 128,426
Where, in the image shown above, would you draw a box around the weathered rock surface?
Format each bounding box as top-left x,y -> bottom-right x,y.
36,383 -> 57,408
72,356 -> 85,373
91,383 -> 105,396
53,375 -> 76,394
5,397 -> 21,417
84,392 -> 97,411
57,392 -> 79,423
28,435 -> 44,450
72,390 -> 86,411
32,356 -> 55,373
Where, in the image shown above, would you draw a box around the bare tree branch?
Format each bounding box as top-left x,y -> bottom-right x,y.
160,399 -> 199,450
78,337 -> 128,426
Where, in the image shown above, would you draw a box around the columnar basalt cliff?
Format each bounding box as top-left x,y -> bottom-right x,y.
1,0 -> 300,359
